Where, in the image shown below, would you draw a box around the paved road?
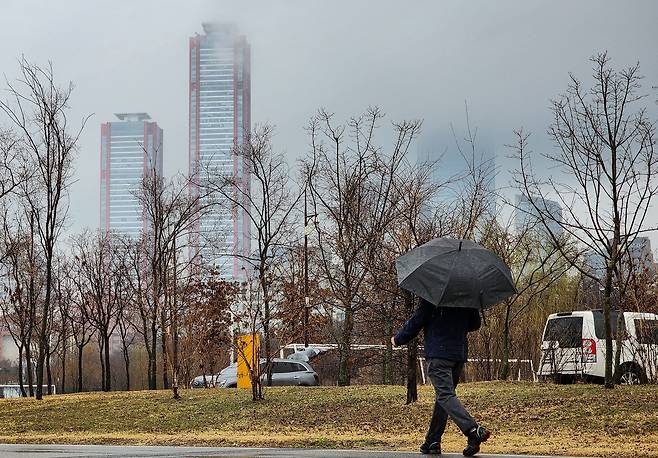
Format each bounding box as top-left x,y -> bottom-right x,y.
0,445 -> 595,458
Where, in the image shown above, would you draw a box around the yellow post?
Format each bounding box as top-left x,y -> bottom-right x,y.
237,333 -> 260,389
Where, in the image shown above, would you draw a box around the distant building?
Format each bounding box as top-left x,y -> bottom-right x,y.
514,194 -> 563,239
583,237 -> 657,280
189,23 -> 251,278
627,236 -> 657,276
583,251 -> 606,280
100,113 -> 163,236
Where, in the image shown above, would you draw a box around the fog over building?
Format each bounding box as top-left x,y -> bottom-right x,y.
583,237 -> 657,280
189,23 -> 251,278
514,194 -> 563,239
100,113 -> 163,236
627,236 -> 657,275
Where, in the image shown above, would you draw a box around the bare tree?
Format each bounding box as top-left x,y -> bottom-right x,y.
205,124 -> 302,386
381,160 -> 459,402
0,57 -> 88,399
136,170 -> 207,398
306,107 -> 421,386
65,259 -> 95,393
479,214 -> 570,380
116,304 -> 136,391
122,236 -> 157,389
0,210 -> 41,396
182,271 -> 237,389
70,230 -> 125,391
514,53 -> 658,388
451,104 -> 498,239
0,128 -> 23,203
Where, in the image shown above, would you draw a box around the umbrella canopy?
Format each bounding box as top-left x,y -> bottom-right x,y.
396,238 -> 516,309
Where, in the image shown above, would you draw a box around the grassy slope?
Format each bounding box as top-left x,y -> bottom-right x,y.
0,382 -> 656,457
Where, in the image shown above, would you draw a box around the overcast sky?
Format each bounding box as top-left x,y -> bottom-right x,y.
2,0 -> 658,245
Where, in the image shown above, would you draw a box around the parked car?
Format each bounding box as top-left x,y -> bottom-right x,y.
215,358 -> 319,388
537,309 -> 658,384
190,373 -> 218,389
190,363 -> 237,388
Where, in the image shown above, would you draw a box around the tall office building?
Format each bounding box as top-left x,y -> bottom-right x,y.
100,113 -> 163,236
514,194 -> 563,239
189,23 -> 251,278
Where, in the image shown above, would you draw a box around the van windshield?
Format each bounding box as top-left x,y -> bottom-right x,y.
544,316 -> 583,348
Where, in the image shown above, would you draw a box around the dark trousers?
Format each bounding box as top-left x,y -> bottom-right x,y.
425,358 -> 477,444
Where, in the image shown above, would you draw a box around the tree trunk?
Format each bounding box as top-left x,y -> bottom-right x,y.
35,258 -> 52,400
149,319 -> 157,389
60,338 -> 67,394
46,351 -> 53,395
264,307 -> 272,386
18,346 -> 27,397
161,310 -> 169,390
171,306 -> 180,399
98,337 -> 106,391
104,332 -> 111,391
499,305 -> 512,380
122,344 -> 131,391
406,338 -> 418,404
26,343 -> 34,397
403,290 -> 417,403
35,330 -> 47,399
383,316 -> 393,384
613,311 -> 625,384
77,344 -> 84,392
337,305 -> 353,386
603,267 -> 615,389
260,262 -> 273,387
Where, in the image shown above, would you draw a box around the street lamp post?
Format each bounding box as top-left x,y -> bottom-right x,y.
303,187 -> 317,348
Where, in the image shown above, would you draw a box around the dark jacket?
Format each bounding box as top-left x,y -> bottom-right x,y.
394,299 -> 481,362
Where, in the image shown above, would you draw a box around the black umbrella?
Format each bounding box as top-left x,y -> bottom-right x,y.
396,238 -> 516,309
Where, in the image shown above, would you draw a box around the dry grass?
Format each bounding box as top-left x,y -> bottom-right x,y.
0,382 -> 656,457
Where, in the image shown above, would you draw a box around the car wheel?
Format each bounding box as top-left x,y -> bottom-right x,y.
618,365 -> 646,385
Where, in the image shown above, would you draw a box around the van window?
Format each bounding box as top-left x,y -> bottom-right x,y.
593,310 -> 626,339
544,316 -> 583,348
635,319 -> 658,345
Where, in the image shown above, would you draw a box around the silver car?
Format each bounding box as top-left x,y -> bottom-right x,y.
214,358 -> 319,388
190,363 -> 237,389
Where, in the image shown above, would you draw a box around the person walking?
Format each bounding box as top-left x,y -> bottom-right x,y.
392,298 -> 490,456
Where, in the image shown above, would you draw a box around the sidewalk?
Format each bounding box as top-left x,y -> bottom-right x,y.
0,444 -> 596,458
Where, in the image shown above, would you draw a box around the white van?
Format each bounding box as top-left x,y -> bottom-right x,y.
537,309 -> 658,384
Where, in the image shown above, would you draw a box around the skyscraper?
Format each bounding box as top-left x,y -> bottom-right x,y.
514,194 -> 563,239
189,23 -> 251,278
100,113 -> 163,236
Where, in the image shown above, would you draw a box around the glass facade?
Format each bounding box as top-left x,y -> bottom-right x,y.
189,23 -> 251,278
100,113 -> 163,237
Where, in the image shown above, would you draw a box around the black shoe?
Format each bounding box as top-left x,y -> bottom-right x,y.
420,441 -> 441,455
463,425 -> 490,457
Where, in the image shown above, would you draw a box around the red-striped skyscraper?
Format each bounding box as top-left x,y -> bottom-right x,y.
189,23 -> 251,278
100,113 -> 163,236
